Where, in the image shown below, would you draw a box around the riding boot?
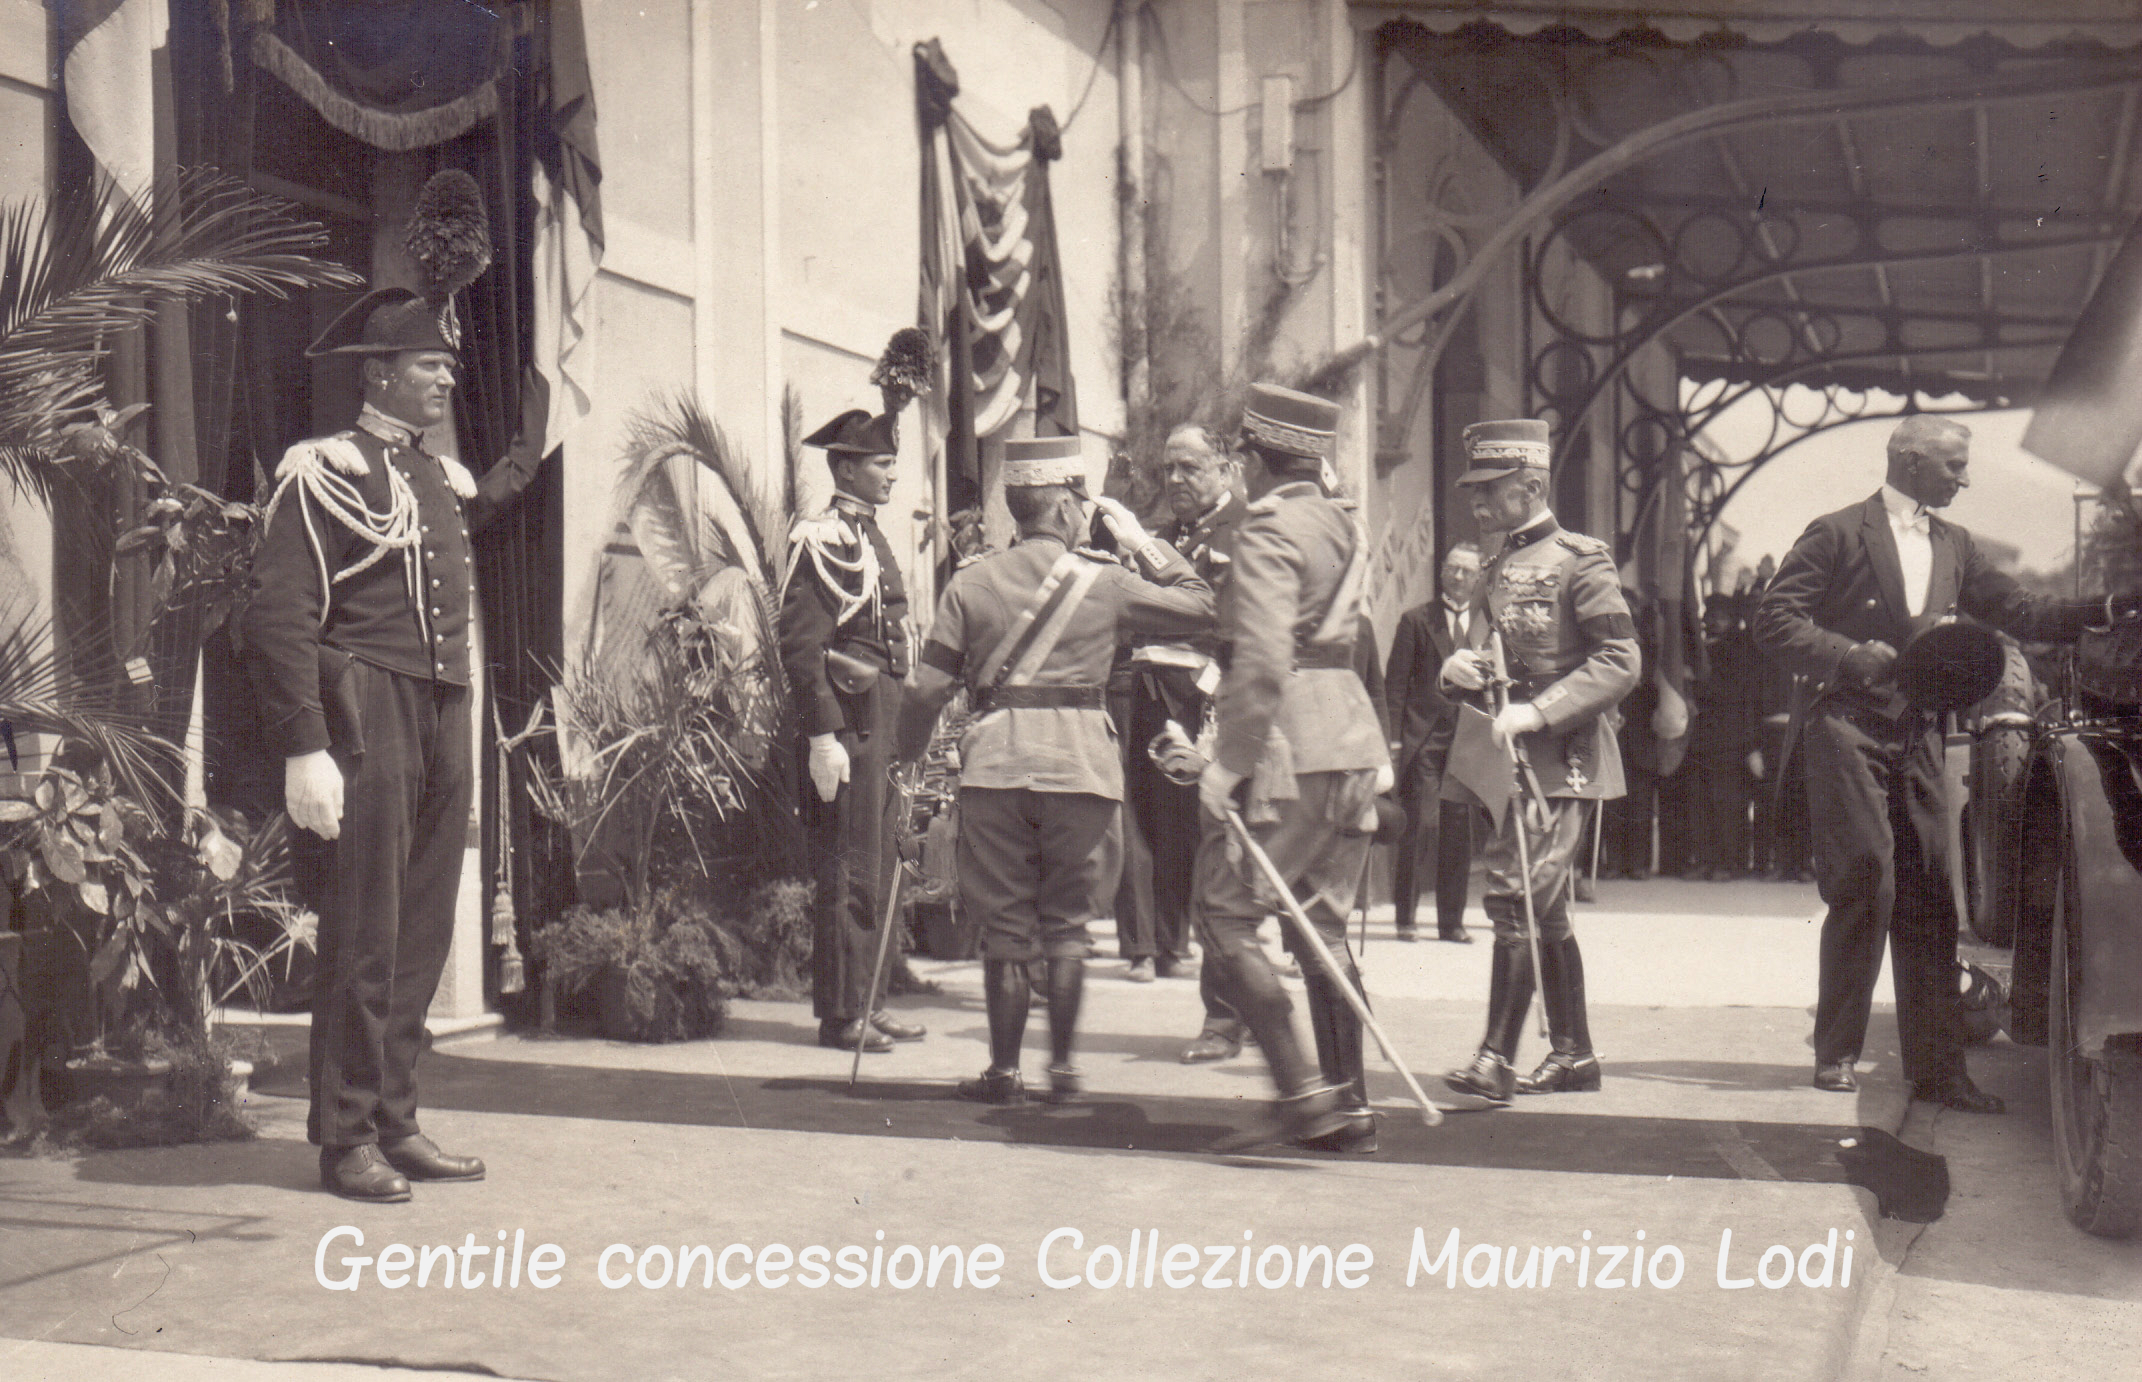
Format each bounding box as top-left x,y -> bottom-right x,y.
1209,941 -> 1315,1097
1516,938 -> 1601,1094
982,958 -> 1031,1072
1299,952 -> 1376,1152
1485,939 -> 1536,1062
1043,955 -> 1084,1103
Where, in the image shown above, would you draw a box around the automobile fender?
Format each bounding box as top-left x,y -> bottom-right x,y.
2022,731 -> 2142,1056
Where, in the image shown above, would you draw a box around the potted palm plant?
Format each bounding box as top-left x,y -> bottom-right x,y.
0,171 -> 359,1141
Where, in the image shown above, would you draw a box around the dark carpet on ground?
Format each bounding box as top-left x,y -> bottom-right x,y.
246,1037 -> 1948,1219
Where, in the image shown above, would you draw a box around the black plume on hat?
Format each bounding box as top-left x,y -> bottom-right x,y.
404,169 -> 492,305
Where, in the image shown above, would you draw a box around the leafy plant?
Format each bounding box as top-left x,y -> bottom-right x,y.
531,891 -> 728,1043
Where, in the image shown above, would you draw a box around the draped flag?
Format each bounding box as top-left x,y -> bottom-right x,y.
1630,448 -> 1705,777
532,0 -> 605,461
59,0 -> 168,195
913,39 -> 1081,535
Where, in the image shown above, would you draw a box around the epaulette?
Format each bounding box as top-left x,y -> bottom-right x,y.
787,509 -> 851,549
1554,530 -> 1610,557
275,433 -> 370,482
439,457 -> 478,500
1246,494 -> 1283,516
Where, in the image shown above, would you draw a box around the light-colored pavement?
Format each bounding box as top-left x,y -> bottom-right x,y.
3,878 -> 2116,1381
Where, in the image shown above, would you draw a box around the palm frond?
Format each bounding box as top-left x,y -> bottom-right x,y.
0,601 -> 178,810
0,169 -> 363,494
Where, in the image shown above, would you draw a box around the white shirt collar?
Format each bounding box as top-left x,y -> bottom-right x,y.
1880,483 -> 1931,533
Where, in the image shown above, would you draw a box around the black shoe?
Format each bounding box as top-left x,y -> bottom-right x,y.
1154,956 -> 1191,979
379,1133 -> 485,1182
957,1067 -> 1025,1104
820,1018 -> 893,1053
1515,1051 -> 1601,1094
1912,1077 -> 2005,1115
1180,1028 -> 1243,1064
870,1009 -> 927,1042
1813,1061 -> 1858,1093
1043,1063 -> 1081,1105
1298,1108 -> 1378,1154
1437,927 -> 1473,944
1214,1084 -> 1348,1153
1442,1050 -> 1514,1104
321,1144 -> 412,1202
1394,925 -> 1420,943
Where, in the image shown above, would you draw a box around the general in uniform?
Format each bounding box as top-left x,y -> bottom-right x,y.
779,410 -> 925,1054
896,437 -> 1215,1102
245,287 -> 546,1201
1111,423 -> 1241,987
1193,384 -> 1391,1151
1383,541 -> 1485,943
1753,415 -> 2140,1109
1439,419 -> 1639,1104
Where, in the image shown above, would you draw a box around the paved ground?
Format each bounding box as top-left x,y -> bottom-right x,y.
3,878 -> 2132,1380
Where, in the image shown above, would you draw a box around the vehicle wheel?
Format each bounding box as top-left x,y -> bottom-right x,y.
2048,841 -> 2142,1238
1966,726 -> 2030,946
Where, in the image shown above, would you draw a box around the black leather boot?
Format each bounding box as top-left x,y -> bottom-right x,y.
1042,955 -> 1084,1103
1208,940 -> 1314,1096
959,959 -> 1031,1102
1299,960 -> 1376,1153
1444,941 -> 1532,1104
1517,938 -> 1601,1094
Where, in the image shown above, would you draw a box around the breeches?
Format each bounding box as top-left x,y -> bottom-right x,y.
1194,770 -> 1376,956
1479,795 -> 1594,945
296,662 -> 472,1149
957,788 -> 1119,963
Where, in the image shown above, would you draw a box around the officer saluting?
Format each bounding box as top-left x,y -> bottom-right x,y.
245,285 -> 547,1202
1439,419 -> 1639,1104
895,437 -> 1215,1103
1193,383 -> 1392,1151
779,409 -> 925,1054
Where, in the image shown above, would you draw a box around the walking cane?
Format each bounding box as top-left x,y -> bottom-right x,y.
1489,635 -> 1551,1039
1222,807 -> 1443,1127
850,774 -> 919,1092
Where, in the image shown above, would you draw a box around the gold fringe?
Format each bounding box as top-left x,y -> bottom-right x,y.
250,30 -> 500,152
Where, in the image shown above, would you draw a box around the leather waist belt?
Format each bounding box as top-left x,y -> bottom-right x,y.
1292,644 -> 1355,671
974,684 -> 1107,711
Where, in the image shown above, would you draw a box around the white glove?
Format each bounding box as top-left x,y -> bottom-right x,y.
1199,760 -> 1246,819
1091,495 -> 1152,550
1372,761 -> 1395,796
1493,702 -> 1546,741
808,733 -> 851,803
285,750 -> 345,840
1439,649 -> 1490,691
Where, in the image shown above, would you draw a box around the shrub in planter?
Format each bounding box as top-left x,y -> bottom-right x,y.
533,893 -> 728,1043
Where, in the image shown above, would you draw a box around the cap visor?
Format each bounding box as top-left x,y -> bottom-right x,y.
1455,465 -> 1522,485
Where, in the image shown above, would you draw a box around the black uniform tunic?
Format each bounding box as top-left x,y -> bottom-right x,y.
244,404 -> 538,1150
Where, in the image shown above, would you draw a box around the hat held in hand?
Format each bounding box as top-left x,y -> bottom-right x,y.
1895,619 -> 2004,714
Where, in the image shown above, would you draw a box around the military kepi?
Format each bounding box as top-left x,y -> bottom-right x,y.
803,409 -> 899,457
305,287 -> 458,359
1001,435 -> 1087,489
1457,418 -> 1552,485
1241,382 -> 1338,459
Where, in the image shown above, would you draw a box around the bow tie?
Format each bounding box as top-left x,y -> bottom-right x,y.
1898,508 -> 1929,536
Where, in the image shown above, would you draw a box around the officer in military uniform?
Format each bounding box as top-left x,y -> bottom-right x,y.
779,409 -> 925,1054
245,287 -> 547,1201
1113,423 -> 1240,987
1439,419 -> 1639,1104
895,437 -> 1215,1103
1193,384 -> 1392,1151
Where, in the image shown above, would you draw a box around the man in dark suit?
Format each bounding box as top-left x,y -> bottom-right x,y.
1754,415 -> 2140,1110
1383,542 -> 1484,941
